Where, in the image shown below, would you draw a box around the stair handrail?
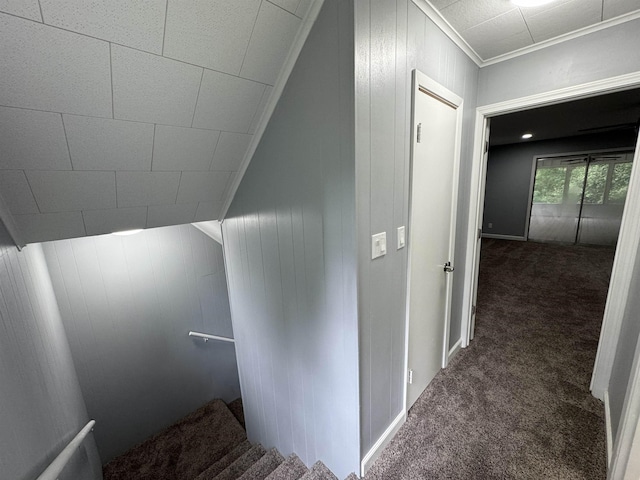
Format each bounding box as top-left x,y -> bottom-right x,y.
188,331 -> 235,343
35,420 -> 96,480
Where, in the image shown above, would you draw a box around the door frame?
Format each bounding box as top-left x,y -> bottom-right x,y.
462,71 -> 640,478
404,69 -> 464,412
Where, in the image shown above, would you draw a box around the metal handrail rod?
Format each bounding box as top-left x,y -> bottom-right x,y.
188,331 -> 235,343
35,420 -> 96,480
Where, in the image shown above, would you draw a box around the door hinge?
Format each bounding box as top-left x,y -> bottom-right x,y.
478,228 -> 482,240
472,305 -> 477,316
408,369 -> 414,384
417,123 -> 422,143
484,140 -> 489,153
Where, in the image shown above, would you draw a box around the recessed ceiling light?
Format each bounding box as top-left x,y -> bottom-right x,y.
112,229 -> 143,236
512,0 -> 556,7
522,133 -> 533,139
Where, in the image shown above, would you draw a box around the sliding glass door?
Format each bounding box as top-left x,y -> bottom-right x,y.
528,152 -> 634,246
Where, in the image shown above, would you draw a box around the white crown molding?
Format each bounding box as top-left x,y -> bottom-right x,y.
413,1 -> 640,68
482,9 -> 640,66
219,0 -> 326,220
411,0 -> 483,67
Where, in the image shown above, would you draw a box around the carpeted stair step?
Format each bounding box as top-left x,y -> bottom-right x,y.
264,453 -> 309,480
213,444 -> 267,480
299,461 -> 339,480
344,474 -> 359,480
236,447 -> 285,480
226,398 -> 245,430
194,440 -> 252,480
103,399 -> 247,480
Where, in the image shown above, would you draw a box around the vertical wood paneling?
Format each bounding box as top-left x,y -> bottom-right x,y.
0,240 -> 102,480
41,224 -> 240,463
355,0 -> 480,456
222,1 -> 359,477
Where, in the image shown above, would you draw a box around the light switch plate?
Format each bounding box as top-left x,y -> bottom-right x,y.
371,232 -> 387,259
397,226 -> 406,249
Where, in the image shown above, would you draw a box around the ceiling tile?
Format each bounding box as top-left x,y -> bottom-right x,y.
176,171 -> 232,204
63,115 -> 154,171
27,171 -> 116,213
163,0 -> 261,73
296,0 -> 314,17
147,203 -> 198,228
0,170 -> 39,214
111,45 -> 202,127
152,125 -> 220,171
211,132 -> 252,171
240,2 -> 301,85
192,70 -> 266,133
268,0 -> 301,16
249,86 -> 274,134
39,0 -> 166,54
194,201 -> 224,222
524,0 -> 602,42
441,0 -> 517,33
463,9 -> 533,59
603,0 -> 640,19
116,171 -> 181,207
0,0 -> 41,21
515,0 -> 576,16
0,14 -> 111,117
0,107 -> 71,170
14,211 -> 86,243
82,207 -> 148,236
430,0 -> 459,9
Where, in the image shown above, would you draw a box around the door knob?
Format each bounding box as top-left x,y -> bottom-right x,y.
443,261 -> 454,273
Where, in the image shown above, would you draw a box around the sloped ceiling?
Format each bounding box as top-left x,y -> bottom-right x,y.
0,0 -> 313,244
430,0 -> 640,61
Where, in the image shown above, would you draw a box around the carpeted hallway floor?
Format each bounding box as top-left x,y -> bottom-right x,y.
365,239 -> 614,480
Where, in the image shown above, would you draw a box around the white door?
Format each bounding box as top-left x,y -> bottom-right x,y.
406,71 -> 462,410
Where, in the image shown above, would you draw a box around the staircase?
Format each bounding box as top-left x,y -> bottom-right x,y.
103,399 -> 358,480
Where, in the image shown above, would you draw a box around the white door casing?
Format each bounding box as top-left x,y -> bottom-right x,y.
405,70 -> 463,411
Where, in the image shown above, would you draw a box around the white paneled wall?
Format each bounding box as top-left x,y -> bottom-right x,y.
0,1 -> 308,244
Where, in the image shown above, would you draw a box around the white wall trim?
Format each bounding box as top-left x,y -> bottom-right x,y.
605,389 -> 613,467
609,331 -> 640,479
191,220 -> 223,245
478,72 -> 640,113
448,338 -> 462,363
360,409 -> 406,477
411,0 -> 482,67
481,234 -> 526,241
591,131 -> 640,399
219,0 -> 325,219
481,10 -> 640,67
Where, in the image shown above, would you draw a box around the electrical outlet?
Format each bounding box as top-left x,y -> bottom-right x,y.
371,232 -> 387,259
397,226 -> 406,249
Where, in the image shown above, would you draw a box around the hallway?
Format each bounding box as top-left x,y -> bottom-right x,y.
366,239 -> 613,479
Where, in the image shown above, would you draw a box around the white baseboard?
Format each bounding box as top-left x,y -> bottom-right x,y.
361,410 -> 405,477
604,390 -> 613,467
448,338 -> 462,363
481,233 -> 526,241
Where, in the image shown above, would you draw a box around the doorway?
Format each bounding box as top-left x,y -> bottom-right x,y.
463,77 -> 640,478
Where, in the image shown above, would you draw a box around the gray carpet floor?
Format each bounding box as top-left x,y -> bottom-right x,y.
365,239 -> 613,480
